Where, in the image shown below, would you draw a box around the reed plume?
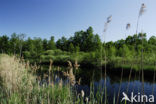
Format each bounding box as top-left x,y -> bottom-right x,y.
136,3 -> 146,35
126,23 -> 131,30
67,61 -> 76,86
104,15 -> 112,32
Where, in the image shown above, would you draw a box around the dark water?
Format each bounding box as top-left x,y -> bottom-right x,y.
40,66 -> 156,104
73,68 -> 156,104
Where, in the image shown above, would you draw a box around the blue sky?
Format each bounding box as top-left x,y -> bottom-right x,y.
0,0 -> 156,42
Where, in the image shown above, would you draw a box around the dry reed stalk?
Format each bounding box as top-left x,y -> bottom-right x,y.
132,72 -> 137,93
151,70 -> 155,104
117,23 -> 131,104
25,60 -> 30,69
48,59 -> 53,104
141,32 -> 145,104
74,60 -> 80,70
49,59 -> 53,83
135,4 -> 146,104
68,67 -> 75,86
77,78 -> 81,85
59,79 -> 63,89
68,61 -> 72,68
103,15 -> 112,104
67,61 -> 76,86
126,64 -> 133,93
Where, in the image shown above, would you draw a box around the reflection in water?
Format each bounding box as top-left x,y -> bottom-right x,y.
40,66 -> 156,104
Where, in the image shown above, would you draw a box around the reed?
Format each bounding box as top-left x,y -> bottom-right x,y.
0,54 -> 75,104
138,4 -> 146,103
117,23 -> 131,104
103,15 -> 112,104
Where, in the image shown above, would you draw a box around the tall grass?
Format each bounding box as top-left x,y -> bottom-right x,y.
1,54 -> 116,104
0,54 -> 73,104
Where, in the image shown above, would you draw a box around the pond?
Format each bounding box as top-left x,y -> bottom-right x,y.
39,66 -> 156,104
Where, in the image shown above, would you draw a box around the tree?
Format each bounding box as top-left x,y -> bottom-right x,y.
18,34 -> 26,57
148,36 -> 156,45
56,36 -> 68,51
43,39 -> 48,51
10,33 -> 19,54
33,38 -> 43,57
0,35 -> 9,53
68,43 -> 75,52
48,36 -> 56,50
108,46 -> 116,58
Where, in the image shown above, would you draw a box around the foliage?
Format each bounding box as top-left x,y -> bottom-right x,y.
0,27 -> 156,70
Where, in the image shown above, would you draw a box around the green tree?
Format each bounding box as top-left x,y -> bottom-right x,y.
108,46 -> 116,58
0,35 -> 10,53
68,43 -> 75,52
10,33 -> 19,54
48,36 -> 56,50
43,39 -> 48,51
56,36 -> 68,51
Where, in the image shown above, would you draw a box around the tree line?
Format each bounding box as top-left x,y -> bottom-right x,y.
0,26 -> 156,61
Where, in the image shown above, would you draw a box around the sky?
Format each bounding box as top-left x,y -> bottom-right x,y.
0,0 -> 156,42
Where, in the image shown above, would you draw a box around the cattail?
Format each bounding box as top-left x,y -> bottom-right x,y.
81,90 -> 85,98
139,3 -> 146,17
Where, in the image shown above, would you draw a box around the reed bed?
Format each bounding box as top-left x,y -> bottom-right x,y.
0,54 -> 73,104
0,54 -> 112,104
